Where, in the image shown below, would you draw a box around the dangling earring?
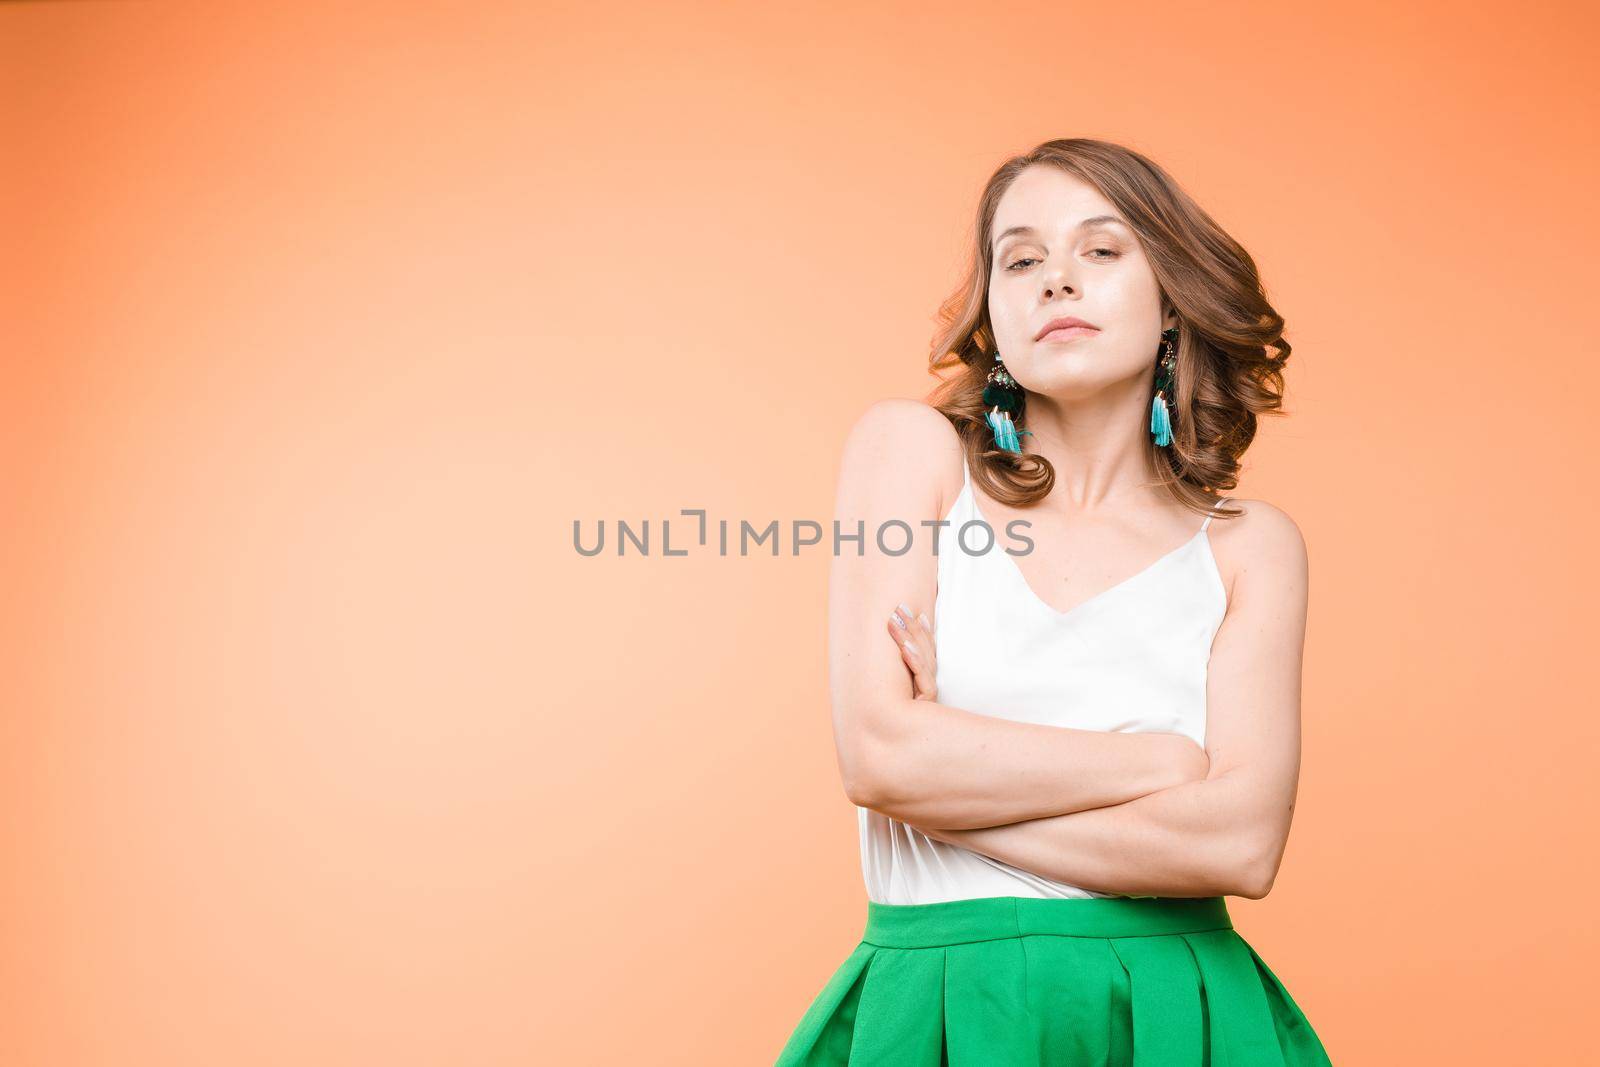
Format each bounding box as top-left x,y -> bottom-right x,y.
983,357 -> 1033,454
1150,327 -> 1178,446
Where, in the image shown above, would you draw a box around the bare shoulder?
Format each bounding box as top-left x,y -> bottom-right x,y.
1208,496 -> 1309,606
842,397 -> 962,457
838,398 -> 964,515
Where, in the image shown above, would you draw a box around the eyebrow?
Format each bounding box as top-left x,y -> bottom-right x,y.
992,215 -> 1129,251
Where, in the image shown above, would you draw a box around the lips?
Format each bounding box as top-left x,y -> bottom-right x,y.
1034,316 -> 1099,341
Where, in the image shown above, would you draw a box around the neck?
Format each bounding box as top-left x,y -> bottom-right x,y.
1018,380 -> 1165,510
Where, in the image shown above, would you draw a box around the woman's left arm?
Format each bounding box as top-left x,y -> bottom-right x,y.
906,501 -> 1309,899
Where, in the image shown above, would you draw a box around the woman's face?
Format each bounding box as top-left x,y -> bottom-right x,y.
986,165 -> 1173,401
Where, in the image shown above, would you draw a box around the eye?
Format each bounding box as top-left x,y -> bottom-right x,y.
1003,257 -> 1039,271
1088,247 -> 1120,260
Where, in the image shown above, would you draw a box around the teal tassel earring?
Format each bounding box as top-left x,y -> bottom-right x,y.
1150,327 -> 1178,447
983,357 -> 1033,454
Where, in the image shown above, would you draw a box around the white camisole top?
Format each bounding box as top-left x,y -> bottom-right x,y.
857,455 -> 1231,905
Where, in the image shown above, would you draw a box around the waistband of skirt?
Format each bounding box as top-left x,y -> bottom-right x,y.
863,895 -> 1233,948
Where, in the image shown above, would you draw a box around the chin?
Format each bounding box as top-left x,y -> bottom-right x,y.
1030,363 -> 1131,399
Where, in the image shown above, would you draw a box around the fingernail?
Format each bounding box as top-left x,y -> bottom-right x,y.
891,612 -> 906,628
918,613 -> 930,628
897,602 -> 912,617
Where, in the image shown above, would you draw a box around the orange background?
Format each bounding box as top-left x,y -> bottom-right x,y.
3,2 -> 1595,1064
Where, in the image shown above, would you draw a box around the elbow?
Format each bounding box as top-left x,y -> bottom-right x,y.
835,714 -> 899,809
842,751 -> 903,812
1227,832 -> 1285,900
840,757 -> 882,808
1233,862 -> 1276,901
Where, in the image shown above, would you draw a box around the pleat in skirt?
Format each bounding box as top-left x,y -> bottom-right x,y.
774,895 -> 1332,1066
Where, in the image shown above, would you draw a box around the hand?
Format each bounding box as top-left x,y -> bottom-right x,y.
887,601 -> 937,701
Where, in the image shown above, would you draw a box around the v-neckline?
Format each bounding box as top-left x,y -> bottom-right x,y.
959,480 -> 1211,622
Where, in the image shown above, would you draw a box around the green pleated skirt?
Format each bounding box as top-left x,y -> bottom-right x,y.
774,895 -> 1332,1066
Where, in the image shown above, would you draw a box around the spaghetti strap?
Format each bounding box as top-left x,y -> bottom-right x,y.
1200,497 -> 1228,532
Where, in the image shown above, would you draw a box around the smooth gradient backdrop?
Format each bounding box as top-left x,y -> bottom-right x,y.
4,2 -> 1595,1064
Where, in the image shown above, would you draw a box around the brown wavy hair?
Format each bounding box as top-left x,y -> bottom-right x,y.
925,138 -> 1290,520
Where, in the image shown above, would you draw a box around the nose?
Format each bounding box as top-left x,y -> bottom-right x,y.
1040,261 -> 1077,300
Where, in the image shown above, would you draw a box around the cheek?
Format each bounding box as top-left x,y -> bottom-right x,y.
988,286 -> 1029,338
1108,269 -> 1163,317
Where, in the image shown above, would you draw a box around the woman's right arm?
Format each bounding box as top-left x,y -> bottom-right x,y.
828,399 -> 1206,831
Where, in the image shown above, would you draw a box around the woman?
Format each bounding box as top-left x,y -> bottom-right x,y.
774,139 -> 1334,1065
